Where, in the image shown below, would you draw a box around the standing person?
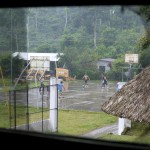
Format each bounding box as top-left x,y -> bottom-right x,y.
58,80 -> 65,97
39,78 -> 45,95
102,74 -> 108,88
82,73 -> 90,87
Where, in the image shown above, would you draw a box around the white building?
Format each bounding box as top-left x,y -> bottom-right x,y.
97,58 -> 115,73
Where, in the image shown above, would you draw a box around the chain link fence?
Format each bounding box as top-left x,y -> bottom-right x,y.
0,84 -> 58,133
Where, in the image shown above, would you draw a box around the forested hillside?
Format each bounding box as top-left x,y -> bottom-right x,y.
27,6 -> 144,57
26,6 -> 144,78
0,6 -> 147,79
0,8 -> 27,53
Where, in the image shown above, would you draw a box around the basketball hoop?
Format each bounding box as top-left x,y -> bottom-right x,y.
125,54 -> 138,64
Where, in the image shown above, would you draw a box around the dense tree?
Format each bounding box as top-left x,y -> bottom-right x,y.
0,8 -> 27,53
125,6 -> 150,68
0,53 -> 25,79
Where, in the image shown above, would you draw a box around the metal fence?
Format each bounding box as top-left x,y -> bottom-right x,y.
0,84 -> 58,133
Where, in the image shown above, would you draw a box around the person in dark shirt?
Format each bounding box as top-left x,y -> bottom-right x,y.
102,74 -> 108,88
82,74 -> 90,85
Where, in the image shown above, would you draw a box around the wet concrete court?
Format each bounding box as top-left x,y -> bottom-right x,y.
0,80 -> 116,112
59,80 -> 116,112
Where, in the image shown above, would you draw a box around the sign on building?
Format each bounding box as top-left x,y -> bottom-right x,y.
56,68 -> 69,78
30,56 -> 50,71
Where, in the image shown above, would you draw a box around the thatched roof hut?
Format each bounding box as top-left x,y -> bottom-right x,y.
101,65 -> 150,124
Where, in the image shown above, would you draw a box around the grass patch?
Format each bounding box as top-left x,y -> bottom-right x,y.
0,104 -> 117,135
58,109 -> 117,136
100,134 -> 150,144
0,103 -> 49,128
100,122 -> 150,144
0,104 -> 149,145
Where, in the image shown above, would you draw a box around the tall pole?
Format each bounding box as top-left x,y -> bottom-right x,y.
129,63 -> 132,81
26,16 -> 29,52
10,9 -> 13,84
26,15 -> 30,72
122,67 -> 123,82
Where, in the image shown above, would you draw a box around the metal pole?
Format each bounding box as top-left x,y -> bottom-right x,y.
9,91 -> 12,129
10,9 -> 13,84
42,85 -> 44,132
14,90 -> 16,129
121,67 -> 123,82
129,63 -> 132,81
26,87 -> 29,131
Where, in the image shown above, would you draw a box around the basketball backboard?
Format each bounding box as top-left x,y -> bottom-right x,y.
125,54 -> 138,64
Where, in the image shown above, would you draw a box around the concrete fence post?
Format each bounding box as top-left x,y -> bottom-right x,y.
49,77 -> 58,132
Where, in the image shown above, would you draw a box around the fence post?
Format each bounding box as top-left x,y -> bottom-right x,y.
49,77 -> 58,132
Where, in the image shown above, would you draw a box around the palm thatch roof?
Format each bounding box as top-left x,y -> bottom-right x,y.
101,65 -> 150,124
